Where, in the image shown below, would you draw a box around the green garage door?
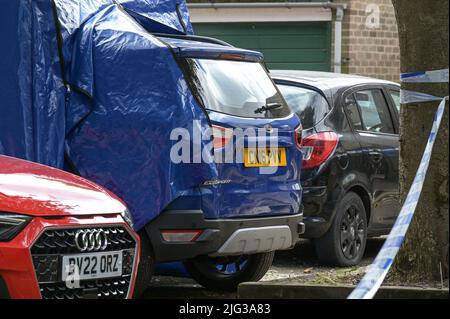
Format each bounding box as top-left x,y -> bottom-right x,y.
193,22 -> 332,71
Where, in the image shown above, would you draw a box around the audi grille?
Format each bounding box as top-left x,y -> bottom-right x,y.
31,226 -> 137,299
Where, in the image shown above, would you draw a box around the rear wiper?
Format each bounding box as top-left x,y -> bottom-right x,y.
254,103 -> 283,114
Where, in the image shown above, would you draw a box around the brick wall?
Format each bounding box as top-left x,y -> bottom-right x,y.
332,0 -> 400,82
188,1 -> 401,81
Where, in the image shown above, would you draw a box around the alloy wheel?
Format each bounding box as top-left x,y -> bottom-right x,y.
340,205 -> 365,260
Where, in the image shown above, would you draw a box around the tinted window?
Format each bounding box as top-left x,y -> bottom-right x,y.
389,90 -> 401,112
353,89 -> 395,134
183,59 -> 290,118
344,94 -> 364,130
277,85 -> 330,129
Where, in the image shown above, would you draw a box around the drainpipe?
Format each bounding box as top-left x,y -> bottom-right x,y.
334,6 -> 344,73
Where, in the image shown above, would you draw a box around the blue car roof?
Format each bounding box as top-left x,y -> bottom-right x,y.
159,36 -> 264,62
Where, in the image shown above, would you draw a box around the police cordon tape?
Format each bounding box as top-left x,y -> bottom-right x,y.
401,68 -> 449,83
348,68 -> 449,299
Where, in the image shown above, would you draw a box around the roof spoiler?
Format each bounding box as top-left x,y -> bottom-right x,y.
152,32 -> 234,47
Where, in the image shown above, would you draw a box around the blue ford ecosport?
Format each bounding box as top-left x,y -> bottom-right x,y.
141,34 -> 305,290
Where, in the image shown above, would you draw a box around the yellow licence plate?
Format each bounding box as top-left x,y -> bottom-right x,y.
244,148 -> 287,167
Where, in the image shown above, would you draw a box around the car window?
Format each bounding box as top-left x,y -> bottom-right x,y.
353,89 -> 395,134
277,85 -> 330,129
389,90 -> 401,112
182,58 -> 290,118
344,94 -> 364,130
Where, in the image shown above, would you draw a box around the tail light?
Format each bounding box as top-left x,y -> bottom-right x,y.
301,132 -> 338,170
212,125 -> 233,149
294,125 -> 303,148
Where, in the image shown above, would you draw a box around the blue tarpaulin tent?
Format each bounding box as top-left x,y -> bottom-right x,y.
0,0 -> 217,231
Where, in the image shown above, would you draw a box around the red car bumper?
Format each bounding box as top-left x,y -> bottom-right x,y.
0,214 -> 139,299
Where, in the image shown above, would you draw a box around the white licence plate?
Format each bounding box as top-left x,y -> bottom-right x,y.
62,251 -> 123,281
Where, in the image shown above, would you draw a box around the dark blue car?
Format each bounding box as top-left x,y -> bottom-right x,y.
140,35 -> 305,290
272,70 -> 400,266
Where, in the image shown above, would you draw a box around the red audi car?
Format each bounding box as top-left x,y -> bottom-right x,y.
0,155 -> 140,299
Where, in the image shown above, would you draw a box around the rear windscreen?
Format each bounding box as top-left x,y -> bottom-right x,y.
277,85 -> 331,129
182,58 -> 291,118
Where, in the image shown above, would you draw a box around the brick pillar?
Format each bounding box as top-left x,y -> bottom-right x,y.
332,0 -> 400,82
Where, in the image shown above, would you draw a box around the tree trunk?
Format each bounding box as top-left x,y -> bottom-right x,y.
391,0 -> 449,283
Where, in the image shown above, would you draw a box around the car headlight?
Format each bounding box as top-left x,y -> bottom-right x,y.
0,212 -> 31,242
121,208 -> 134,229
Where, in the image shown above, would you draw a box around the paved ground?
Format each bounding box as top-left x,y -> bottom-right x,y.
141,238 -> 385,299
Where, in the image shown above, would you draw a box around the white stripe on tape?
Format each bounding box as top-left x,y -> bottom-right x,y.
400,68 -> 449,83
400,90 -> 443,104
348,96 -> 447,299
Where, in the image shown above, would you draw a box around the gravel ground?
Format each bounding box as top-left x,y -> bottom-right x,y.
142,238 -> 387,299
265,238 -> 448,289
260,238 -> 381,283
142,237 -> 448,298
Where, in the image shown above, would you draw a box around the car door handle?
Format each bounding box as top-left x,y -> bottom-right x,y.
368,151 -> 383,162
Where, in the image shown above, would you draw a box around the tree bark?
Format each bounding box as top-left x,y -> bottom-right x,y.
391,0 -> 449,283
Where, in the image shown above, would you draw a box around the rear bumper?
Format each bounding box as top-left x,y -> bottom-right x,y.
146,210 -> 304,262
302,186 -> 335,238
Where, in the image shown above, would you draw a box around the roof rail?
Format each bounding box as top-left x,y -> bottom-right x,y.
152,33 -> 234,47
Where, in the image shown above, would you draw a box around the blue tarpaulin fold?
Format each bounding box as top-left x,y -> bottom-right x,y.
0,0 -> 216,230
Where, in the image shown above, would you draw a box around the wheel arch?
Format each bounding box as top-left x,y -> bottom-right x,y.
346,185 -> 372,225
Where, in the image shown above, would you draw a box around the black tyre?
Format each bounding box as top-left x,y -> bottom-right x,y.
315,192 -> 368,266
184,252 -> 275,291
133,230 -> 155,298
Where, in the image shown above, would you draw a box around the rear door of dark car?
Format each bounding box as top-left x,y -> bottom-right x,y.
343,85 -> 400,232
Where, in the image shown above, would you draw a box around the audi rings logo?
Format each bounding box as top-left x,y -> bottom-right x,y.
74,229 -> 108,252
